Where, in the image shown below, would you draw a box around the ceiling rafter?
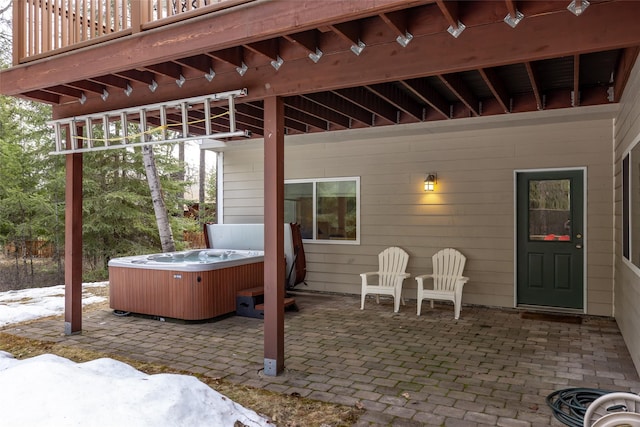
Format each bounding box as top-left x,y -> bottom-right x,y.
89,75 -> 130,90
283,29 -> 323,61
329,21 -> 365,54
613,47 -> 640,103
435,0 -> 464,36
207,46 -> 248,75
219,108 -> 265,136
284,106 -> 329,131
288,95 -> 351,129
573,54 -> 580,107
3,0 -> 638,138
478,68 -> 510,114
365,83 -> 423,121
45,85 -> 85,99
400,79 -> 450,119
504,0 -> 518,18
238,101 -> 309,133
245,39 -> 280,62
67,80 -> 107,95
115,69 -> 156,86
438,74 -> 480,116
525,62 -> 543,110
207,47 -> 245,68
334,87 -> 398,124
378,10 -> 412,45
174,55 -> 215,74
145,62 -> 184,80
304,92 -> 372,127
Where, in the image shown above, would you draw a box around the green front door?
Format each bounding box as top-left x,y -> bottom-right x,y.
516,170 -> 584,309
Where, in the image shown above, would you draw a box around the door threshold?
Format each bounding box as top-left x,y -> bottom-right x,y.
517,305 -> 584,315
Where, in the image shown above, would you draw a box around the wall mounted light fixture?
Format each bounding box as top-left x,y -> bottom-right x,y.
424,173 -> 437,191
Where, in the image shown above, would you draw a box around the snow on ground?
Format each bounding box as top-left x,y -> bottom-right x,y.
0,282 -> 107,327
0,283 -> 272,426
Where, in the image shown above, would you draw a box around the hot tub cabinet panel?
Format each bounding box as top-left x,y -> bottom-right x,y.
109,261 -> 264,320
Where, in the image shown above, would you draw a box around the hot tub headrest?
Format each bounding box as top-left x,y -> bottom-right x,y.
205,224 -> 265,250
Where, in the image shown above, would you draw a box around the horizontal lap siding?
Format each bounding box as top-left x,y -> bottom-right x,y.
223,113 -> 613,315
614,56 -> 640,375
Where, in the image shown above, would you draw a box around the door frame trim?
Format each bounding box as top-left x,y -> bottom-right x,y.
513,167 -> 588,313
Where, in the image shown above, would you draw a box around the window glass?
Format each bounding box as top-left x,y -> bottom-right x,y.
284,182 -> 313,239
285,178 -> 359,244
528,179 -> 571,241
623,154 -> 630,260
631,144 -> 640,267
316,181 -> 357,241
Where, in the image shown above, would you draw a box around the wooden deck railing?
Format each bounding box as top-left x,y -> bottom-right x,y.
12,0 -> 252,64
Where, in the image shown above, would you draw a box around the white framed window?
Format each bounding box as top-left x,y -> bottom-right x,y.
623,137 -> 640,270
284,177 -> 360,244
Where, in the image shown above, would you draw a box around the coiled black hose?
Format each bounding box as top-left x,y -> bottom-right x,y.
546,388 -> 614,427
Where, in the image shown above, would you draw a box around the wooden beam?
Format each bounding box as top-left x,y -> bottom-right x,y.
48,1 -> 640,119
285,106 -> 328,131
334,87 -> 398,124
263,96 -> 285,377
67,80 -> 108,95
525,62 -> 543,110
287,95 -> 351,129
145,62 -> 184,80
90,74 -> 131,90
366,83 -> 423,121
400,79 -> 449,119
115,69 -> 157,86
46,85 -> 85,99
64,126 -> 83,335
208,46 -> 245,68
330,21 -> 363,51
435,0 -> 460,29
245,39 -> 280,62
504,0 -> 518,20
378,10 -> 410,40
283,30 -> 321,56
305,92 -> 372,126
573,54 -> 580,107
479,68 -> 510,113
5,0 -> 640,100
613,47 -> 640,103
23,90 -> 61,104
175,55 -> 215,74
438,74 -> 479,116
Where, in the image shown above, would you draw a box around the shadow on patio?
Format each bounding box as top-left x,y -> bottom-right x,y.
3,291 -> 640,426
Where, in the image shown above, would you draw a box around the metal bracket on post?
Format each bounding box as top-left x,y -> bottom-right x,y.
264,358 -> 278,376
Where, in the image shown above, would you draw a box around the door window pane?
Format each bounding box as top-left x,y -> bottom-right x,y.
528,179 -> 571,241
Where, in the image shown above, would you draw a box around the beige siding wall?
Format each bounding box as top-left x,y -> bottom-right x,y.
614,56 -> 640,375
222,107 -> 615,315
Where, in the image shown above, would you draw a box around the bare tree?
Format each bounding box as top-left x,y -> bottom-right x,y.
142,145 -> 176,253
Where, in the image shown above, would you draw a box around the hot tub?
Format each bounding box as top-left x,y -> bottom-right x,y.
108,249 -> 264,321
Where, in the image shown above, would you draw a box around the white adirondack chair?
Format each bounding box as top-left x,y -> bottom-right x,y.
415,248 -> 469,319
360,247 -> 410,313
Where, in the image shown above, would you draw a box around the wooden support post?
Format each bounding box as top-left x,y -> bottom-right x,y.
13,0 -> 25,65
263,96 -> 285,376
64,126 -> 83,335
130,0 -> 150,33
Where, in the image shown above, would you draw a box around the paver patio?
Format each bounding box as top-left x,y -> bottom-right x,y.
2,291 -> 640,426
